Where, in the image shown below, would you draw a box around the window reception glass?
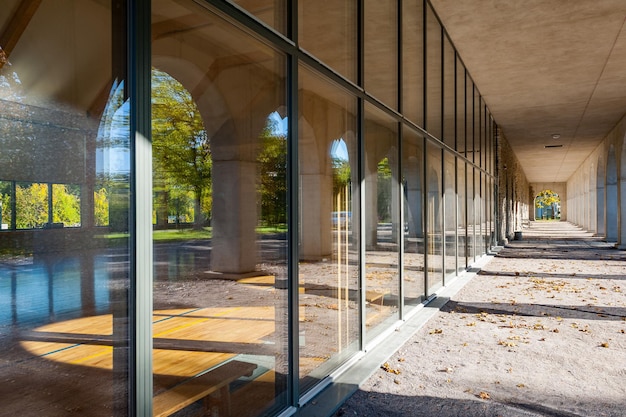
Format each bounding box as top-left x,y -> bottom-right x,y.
364,103 -> 400,343
0,1 -> 130,415
402,125 -> 425,310
426,141 -> 443,294
298,65 -> 359,393
152,2 -> 288,416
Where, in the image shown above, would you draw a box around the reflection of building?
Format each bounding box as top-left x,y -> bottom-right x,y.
1,1 -> 626,417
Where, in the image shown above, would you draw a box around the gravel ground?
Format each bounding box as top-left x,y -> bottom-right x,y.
333,221 -> 626,417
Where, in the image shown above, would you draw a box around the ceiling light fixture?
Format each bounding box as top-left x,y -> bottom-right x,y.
551,134 -> 561,139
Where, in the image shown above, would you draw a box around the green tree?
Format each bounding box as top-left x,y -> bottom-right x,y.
152,69 -> 211,229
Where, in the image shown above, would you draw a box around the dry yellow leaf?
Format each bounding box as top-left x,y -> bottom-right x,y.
478,391 -> 491,400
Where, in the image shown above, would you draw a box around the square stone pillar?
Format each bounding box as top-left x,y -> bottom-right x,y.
211,160 -> 258,274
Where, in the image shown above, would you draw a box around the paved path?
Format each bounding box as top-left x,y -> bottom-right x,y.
333,221 -> 626,417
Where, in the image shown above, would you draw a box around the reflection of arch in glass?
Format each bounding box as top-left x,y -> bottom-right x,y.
534,189 -> 561,220
152,68 -> 210,229
95,79 -> 130,231
606,145 -> 618,242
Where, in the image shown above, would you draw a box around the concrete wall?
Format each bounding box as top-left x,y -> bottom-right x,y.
567,113 -> 626,247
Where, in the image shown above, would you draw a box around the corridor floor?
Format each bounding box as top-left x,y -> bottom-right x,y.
333,221 -> 626,417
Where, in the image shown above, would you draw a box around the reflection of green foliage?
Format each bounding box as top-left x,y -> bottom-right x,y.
16,183 -> 48,228
52,184 -> 80,227
333,157 -> 351,196
94,187 -> 109,226
257,119 -> 287,226
377,157 -> 392,222
152,68 -> 211,228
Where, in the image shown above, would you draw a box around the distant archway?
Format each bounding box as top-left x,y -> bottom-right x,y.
534,189 -> 561,221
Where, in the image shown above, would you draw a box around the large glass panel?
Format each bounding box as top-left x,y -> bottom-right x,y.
425,5 -> 442,140
475,169 -> 483,257
364,103 -> 399,342
456,57 -> 466,155
402,0 -> 424,126
402,125 -> 425,310
443,151 -> 456,279
365,0 -> 398,109
456,160 -> 467,272
152,2 -> 288,416
228,0 -> 287,35
0,1 -> 130,415
443,36 -> 456,148
466,76 -> 474,162
426,141 -> 443,293
298,66 -> 359,392
466,164 -> 475,264
474,86 -> 481,165
299,0 -> 357,83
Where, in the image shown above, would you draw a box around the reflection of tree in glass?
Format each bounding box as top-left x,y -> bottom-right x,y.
151,69 -> 211,229
52,184 -> 81,227
257,118 -> 287,227
16,183 -> 48,229
94,187 -> 109,226
377,157 -> 392,222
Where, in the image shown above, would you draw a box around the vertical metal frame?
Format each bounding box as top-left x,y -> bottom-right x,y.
287,0 -> 300,407
397,0 -> 405,319
128,0 -> 153,415
357,0 -> 367,349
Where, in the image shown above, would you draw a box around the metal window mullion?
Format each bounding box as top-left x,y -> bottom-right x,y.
287,41 -> 300,411
357,0 -> 366,350
128,0 -> 152,415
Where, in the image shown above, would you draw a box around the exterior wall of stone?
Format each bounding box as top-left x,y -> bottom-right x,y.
496,128 -> 531,244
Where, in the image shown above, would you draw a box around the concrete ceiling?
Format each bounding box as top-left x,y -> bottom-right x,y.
430,0 -> 626,183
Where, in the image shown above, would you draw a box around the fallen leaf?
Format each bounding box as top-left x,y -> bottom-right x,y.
478,391 -> 491,400
600,342 -> 610,348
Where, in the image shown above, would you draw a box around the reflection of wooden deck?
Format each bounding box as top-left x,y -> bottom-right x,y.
20,307 -> 276,416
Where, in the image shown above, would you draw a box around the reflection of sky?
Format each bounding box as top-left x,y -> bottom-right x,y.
331,139 -> 349,161
269,111 -> 288,136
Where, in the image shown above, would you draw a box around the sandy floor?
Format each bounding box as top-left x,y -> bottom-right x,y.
333,222 -> 626,417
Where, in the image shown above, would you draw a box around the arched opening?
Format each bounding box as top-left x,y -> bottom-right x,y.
534,189 -> 561,221
596,156 -> 606,236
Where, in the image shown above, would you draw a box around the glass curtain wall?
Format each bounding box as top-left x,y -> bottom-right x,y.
364,103 -> 400,343
151,2 -> 289,416
0,0 -> 501,415
0,1 -> 130,415
298,66 -> 359,392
